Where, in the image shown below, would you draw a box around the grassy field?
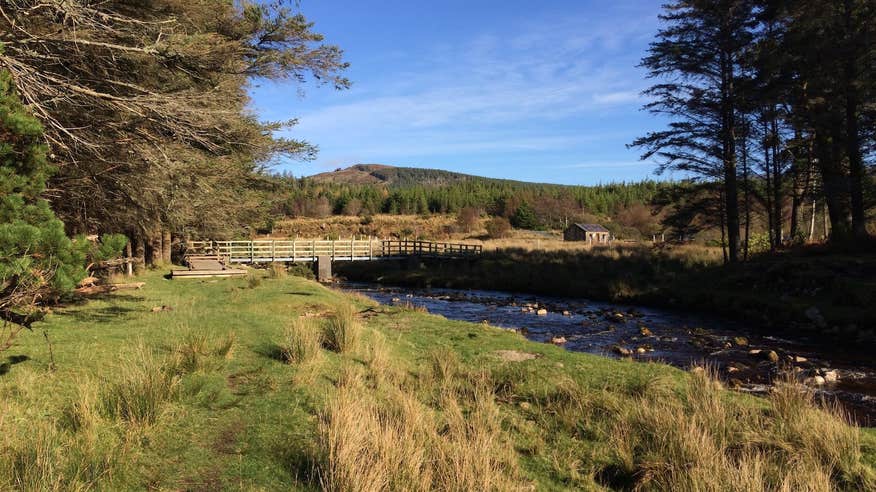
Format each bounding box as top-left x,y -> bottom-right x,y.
1,269 -> 874,490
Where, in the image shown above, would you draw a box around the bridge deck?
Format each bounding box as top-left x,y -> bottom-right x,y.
185,239 -> 481,265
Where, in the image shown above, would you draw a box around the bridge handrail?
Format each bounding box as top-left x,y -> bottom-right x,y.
184,239 -> 481,263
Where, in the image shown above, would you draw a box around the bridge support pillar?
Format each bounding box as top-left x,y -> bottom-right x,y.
316,255 -> 332,283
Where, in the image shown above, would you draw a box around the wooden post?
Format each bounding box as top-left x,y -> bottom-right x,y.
271,240 -> 275,263
292,240 -> 297,262
250,241 -> 254,263
125,239 -> 134,277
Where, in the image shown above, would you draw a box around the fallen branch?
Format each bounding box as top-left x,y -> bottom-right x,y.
75,282 -> 145,296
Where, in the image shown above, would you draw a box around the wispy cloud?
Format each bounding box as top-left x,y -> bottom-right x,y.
259,2 -> 663,182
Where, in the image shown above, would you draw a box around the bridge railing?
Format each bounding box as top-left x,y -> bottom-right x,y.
380,240 -> 482,258
185,239 -> 481,263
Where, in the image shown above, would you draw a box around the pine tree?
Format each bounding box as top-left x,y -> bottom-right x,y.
0,71 -> 84,329
633,0 -> 756,262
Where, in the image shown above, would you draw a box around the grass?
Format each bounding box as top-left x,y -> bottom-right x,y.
281,318 -> 323,363
0,269 -> 873,490
322,304 -> 362,354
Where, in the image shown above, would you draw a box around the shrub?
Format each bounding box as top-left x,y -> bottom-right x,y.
485,217 -> 512,239
281,318 -> 323,363
456,207 -> 480,233
323,304 -> 361,354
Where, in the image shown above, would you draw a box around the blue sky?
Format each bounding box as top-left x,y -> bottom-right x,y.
250,0 -> 672,185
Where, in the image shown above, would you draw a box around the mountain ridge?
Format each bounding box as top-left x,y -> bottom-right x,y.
308,163 -> 597,189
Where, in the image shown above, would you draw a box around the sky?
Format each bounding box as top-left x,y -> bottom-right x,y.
249,0 -> 672,185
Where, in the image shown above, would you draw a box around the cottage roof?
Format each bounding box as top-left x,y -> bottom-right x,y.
572,223 -> 609,233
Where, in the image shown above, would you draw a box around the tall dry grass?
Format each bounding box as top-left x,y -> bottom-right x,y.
323,304 -> 361,354
0,375 -> 124,490
603,368 -> 875,491
282,317 -> 323,363
99,343 -> 180,426
318,377 -> 523,491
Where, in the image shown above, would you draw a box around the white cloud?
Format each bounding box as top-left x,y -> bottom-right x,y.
267,5 -> 661,176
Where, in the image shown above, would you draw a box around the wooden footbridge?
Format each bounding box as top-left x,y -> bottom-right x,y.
173,239 -> 482,280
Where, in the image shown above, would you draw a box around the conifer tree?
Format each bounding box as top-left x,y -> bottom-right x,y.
0,70 -> 84,329
633,0 -> 756,262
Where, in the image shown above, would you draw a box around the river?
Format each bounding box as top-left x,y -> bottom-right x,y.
340,282 -> 876,426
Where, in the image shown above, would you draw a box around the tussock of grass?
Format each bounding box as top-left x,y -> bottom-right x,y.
281,317 -> 323,364
99,343 -> 179,426
323,304 -> 361,353
246,271 -> 262,289
214,331 -> 237,359
267,263 -> 288,279
319,377 -> 523,491
601,367 -> 876,491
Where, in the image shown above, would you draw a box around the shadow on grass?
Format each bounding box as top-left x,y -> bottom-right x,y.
56,304 -> 142,324
0,354 -> 30,376
285,291 -> 317,296
254,342 -> 286,363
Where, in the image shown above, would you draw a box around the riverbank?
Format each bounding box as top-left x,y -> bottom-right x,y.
1,270 -> 874,489
335,245 -> 876,346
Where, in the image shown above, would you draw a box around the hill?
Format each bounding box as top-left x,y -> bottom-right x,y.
310,164 -> 540,188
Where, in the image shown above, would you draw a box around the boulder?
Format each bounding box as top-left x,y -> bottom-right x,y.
765,350 -> 779,363
612,345 -> 632,357
639,326 -> 653,337
550,336 -> 567,345
804,375 -> 826,386
733,337 -> 749,347
822,369 -> 839,383
536,308 -> 548,316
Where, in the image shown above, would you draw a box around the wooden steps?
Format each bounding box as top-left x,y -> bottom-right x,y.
171,254 -> 247,279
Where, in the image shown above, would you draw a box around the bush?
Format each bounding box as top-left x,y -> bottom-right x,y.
485,217 -> 512,239
456,207 -> 480,233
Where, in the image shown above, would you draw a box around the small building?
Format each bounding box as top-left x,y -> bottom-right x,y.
564,223 -> 610,243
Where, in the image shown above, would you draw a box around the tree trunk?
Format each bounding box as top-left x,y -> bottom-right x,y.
162,230 -> 172,264
132,232 -> 146,273
721,52 -> 739,263
146,230 -> 162,266
741,122 -> 751,261
770,117 -> 783,247
817,133 -> 854,241
763,119 -> 775,249
843,0 -> 868,238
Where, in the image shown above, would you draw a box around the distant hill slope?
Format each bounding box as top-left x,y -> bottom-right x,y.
309,164 -> 539,188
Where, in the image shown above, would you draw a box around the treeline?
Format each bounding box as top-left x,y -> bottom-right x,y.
635,0 -> 875,262
256,174 -> 670,230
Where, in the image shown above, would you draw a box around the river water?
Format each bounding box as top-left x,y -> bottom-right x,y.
340,282 -> 876,426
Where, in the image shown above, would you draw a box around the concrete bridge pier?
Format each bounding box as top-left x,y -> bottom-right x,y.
316,255 -> 332,283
